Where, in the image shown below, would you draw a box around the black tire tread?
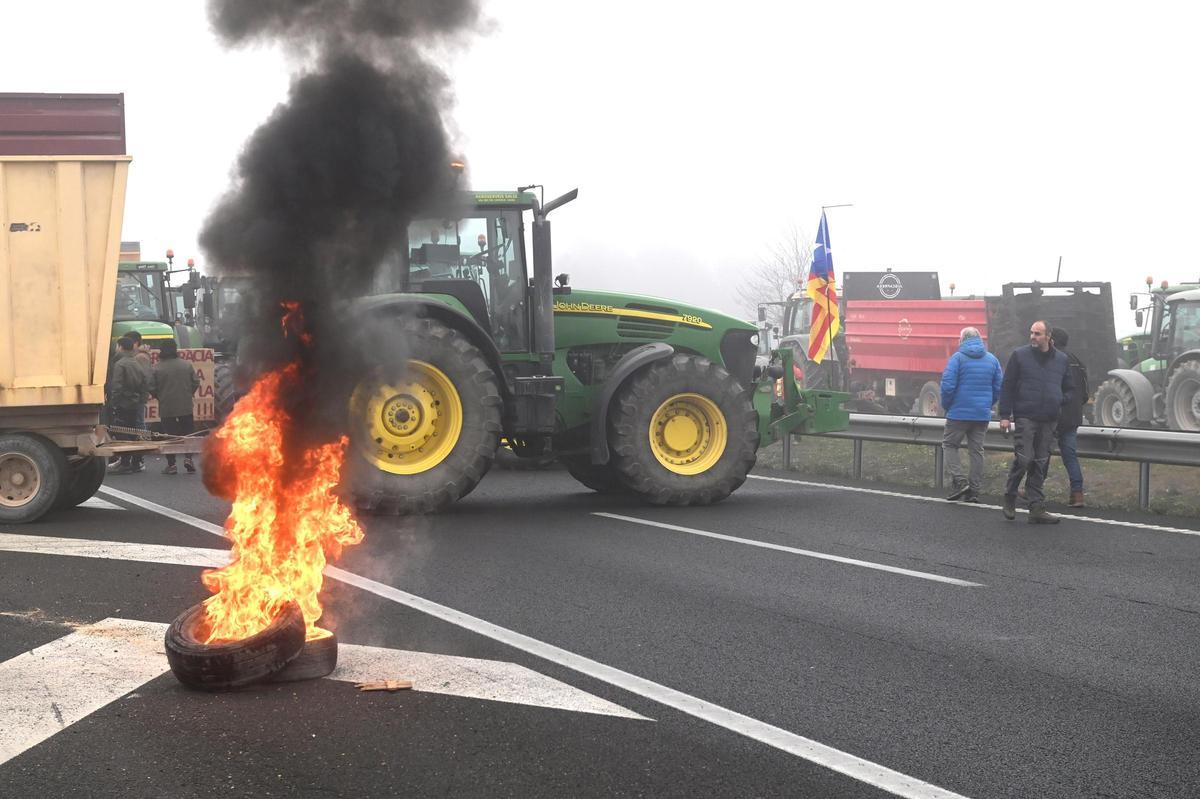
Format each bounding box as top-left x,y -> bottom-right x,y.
608,355 -> 759,506
350,316 -> 502,515
55,456 -> 106,509
164,600 -> 306,691
0,433 -> 68,524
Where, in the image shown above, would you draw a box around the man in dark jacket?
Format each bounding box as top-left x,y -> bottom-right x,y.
998,320 -> 1075,523
152,340 -> 200,474
1051,328 -> 1089,507
108,336 -> 150,474
940,326 -> 1003,502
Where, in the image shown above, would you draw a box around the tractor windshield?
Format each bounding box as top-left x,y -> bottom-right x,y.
406,210 -> 529,351
113,272 -> 164,321
1172,301 -> 1200,351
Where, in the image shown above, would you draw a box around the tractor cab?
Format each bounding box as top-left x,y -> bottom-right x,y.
114,259 -> 205,348
1152,289 -> 1200,362
402,193 -> 536,353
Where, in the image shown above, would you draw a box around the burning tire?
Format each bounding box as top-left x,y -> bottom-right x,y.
348,317 -> 502,514
608,355 -> 758,506
269,632 -> 339,682
1165,360 -> 1200,431
0,433 -> 67,524
55,456 -> 107,509
165,600 -> 306,691
559,453 -> 625,493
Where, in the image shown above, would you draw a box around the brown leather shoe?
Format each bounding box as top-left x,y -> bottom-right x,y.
1068,491 -> 1084,508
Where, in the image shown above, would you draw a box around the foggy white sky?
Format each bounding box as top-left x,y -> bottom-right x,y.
6,0 -> 1198,335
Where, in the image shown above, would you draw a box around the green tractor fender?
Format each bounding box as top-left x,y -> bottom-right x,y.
589,342 -> 675,465
349,294 -> 510,402
1100,368 -> 1157,423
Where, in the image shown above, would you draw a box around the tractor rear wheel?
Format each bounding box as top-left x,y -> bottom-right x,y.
347,317 -> 502,514
214,360 -> 238,421
559,453 -> 625,493
1165,360 -> 1200,431
1094,378 -> 1140,427
608,355 -> 758,506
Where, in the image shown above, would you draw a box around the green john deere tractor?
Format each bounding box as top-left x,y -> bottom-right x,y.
344,188 -> 849,513
1094,283 -> 1200,431
112,260 -> 205,349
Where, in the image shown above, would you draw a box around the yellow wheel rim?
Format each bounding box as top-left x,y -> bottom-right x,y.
351,361 -> 463,475
648,393 -> 727,475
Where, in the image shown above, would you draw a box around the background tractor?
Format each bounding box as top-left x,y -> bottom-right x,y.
337,187 -> 848,513
111,255 -> 205,349
1094,283 -> 1200,431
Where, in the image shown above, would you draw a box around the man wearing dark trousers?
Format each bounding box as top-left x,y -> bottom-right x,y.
998,320 -> 1075,524
151,340 -> 200,474
1051,327 -> 1089,507
107,336 -> 149,475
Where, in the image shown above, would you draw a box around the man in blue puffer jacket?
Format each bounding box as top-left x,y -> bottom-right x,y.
940,327 -> 1003,502
998,320 -> 1075,524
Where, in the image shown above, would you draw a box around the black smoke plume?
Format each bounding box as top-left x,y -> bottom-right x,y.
199,0 -> 483,450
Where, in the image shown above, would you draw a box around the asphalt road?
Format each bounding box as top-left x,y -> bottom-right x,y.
1,457 -> 1198,799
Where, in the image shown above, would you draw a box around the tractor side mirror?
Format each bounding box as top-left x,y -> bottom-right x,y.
183,286 -> 196,310
1135,309 -> 1144,327
757,306 -> 767,322
202,292 -> 214,321
1129,295 -> 1138,310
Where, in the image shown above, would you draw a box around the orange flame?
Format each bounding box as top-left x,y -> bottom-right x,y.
200,361 -> 363,643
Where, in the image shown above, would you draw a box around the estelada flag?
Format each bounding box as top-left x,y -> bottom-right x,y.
806,211 -> 840,363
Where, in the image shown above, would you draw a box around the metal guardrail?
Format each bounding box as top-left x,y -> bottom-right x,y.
781,414 -> 1200,510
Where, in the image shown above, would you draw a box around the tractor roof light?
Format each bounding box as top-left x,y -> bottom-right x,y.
1161,280 -> 1170,290
1145,275 -> 1154,286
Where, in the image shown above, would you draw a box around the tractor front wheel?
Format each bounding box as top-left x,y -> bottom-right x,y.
1094,378 -> 1140,427
347,317 -> 502,515
1165,360 -> 1200,431
608,355 -> 758,506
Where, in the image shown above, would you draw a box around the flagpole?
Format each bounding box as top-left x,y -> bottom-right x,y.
819,204 -> 850,384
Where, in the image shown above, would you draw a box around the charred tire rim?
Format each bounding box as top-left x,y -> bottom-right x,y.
269,632 -> 339,682
165,600 -> 306,691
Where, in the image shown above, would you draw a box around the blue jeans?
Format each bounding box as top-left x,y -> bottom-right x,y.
1056,426 -> 1083,492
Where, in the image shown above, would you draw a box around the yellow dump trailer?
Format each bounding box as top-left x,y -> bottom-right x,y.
0,93 -> 155,522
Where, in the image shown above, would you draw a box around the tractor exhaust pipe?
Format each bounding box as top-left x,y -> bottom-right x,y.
531,188 -> 578,370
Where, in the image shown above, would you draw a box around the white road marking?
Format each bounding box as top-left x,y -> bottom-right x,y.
593,512 -> 984,588
0,533 -> 227,568
748,474 -> 1200,537
0,618 -> 168,767
100,486 -> 225,535
0,618 -> 646,766
78,497 -> 123,511
331,644 -> 646,719
93,486 -> 974,799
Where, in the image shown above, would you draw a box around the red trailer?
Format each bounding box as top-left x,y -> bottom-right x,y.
843,300 -> 989,414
